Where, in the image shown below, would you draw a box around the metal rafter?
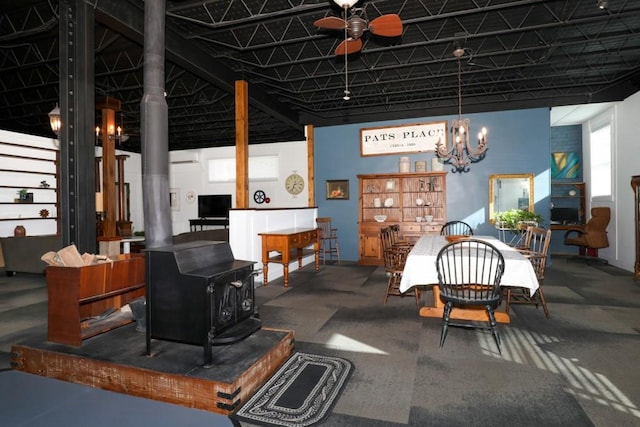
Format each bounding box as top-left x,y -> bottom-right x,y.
1,0 -> 640,151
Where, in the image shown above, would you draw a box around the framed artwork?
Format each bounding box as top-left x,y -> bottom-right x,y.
551,152 -> 579,179
170,188 -> 180,211
326,180 -> 349,200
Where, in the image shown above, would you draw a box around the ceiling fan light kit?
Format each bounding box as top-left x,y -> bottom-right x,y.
333,0 -> 359,8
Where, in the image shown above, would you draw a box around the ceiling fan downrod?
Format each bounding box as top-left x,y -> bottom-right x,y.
342,3 -> 351,100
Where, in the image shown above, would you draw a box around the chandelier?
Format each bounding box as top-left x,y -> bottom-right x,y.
95,113 -> 129,145
436,46 -> 488,173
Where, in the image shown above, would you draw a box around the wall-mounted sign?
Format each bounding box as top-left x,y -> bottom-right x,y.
360,121 -> 448,157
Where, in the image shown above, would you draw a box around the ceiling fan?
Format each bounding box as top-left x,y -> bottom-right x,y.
314,0 -> 403,56
314,1 -> 402,100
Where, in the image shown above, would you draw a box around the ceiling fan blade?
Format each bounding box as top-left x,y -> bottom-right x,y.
369,14 -> 403,37
335,38 -> 363,55
314,16 -> 346,30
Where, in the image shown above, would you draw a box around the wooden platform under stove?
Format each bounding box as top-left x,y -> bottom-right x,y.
10,325 -> 294,415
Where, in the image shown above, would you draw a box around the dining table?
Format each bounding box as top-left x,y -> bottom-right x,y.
399,235 -> 539,323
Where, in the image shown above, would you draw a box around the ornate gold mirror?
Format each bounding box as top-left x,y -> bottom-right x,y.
489,173 -> 535,223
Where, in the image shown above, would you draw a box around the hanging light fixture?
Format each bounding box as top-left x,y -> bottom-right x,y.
333,0 -> 358,7
333,1 -> 357,100
48,103 -> 61,136
95,112 -> 129,145
435,45 -> 488,173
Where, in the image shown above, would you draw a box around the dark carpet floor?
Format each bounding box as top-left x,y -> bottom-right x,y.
1,256 -> 639,426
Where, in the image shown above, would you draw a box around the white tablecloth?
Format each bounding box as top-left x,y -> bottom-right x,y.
398,235 -> 539,296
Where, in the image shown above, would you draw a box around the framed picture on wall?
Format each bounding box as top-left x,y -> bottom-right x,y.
326,180 -> 349,200
551,152 -> 579,179
170,188 -> 180,211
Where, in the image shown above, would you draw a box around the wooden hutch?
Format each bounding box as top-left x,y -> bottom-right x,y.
357,172 -> 447,265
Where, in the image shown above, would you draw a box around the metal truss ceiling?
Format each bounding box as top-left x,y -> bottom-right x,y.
1,0 -> 639,152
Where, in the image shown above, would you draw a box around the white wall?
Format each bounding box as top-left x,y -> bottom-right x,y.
0,130 -> 59,237
167,140 -> 308,235
611,91 -> 640,271
1,134 -> 307,240
581,90 -> 640,271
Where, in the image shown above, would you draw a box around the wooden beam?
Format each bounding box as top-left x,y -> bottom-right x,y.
306,124 -> 315,207
235,80 -> 249,208
96,96 -> 120,237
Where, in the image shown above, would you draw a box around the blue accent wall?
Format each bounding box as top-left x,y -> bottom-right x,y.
315,108 -> 551,262
549,124 -> 583,254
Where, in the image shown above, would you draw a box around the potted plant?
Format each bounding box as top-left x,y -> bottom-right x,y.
495,209 -> 543,231
16,189 -> 33,203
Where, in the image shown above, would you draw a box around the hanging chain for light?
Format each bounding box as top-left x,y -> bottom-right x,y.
343,6 -> 351,100
457,58 -> 462,121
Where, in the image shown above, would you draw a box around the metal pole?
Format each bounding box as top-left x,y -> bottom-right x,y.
141,0 -> 171,248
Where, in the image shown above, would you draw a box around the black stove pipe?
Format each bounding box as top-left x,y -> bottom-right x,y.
141,0 -> 172,248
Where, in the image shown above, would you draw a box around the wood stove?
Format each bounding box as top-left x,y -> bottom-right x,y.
145,241 -> 261,366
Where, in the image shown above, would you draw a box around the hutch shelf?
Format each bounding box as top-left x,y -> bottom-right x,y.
550,182 -> 586,231
357,172 -> 447,265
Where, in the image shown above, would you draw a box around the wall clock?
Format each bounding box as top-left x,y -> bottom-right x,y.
285,173 -> 305,195
185,190 -> 196,204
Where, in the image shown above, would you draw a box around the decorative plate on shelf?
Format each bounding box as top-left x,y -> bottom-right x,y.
374,215 -> 387,222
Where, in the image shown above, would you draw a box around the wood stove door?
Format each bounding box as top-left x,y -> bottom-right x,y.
208,266 -> 256,337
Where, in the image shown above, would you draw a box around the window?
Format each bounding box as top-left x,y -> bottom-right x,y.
208,155 -> 279,182
589,124 -> 611,198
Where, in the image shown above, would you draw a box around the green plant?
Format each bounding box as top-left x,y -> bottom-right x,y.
17,189 -> 28,197
495,209 -> 543,230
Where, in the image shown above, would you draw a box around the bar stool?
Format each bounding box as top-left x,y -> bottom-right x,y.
316,217 -> 341,264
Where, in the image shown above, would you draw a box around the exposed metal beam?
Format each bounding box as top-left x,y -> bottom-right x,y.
93,0 -> 302,132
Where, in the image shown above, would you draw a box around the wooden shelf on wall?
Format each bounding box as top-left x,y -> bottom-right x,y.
0,141 -> 60,234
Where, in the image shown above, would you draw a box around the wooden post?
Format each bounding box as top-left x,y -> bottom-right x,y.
235,80 -> 249,209
96,96 -> 121,237
116,154 -> 131,236
306,124 -> 315,207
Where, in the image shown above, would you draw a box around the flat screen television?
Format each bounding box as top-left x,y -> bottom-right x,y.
198,194 -> 231,218
551,207 -> 580,225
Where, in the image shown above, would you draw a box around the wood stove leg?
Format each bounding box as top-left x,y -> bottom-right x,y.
145,295 -> 152,356
204,331 -> 214,368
